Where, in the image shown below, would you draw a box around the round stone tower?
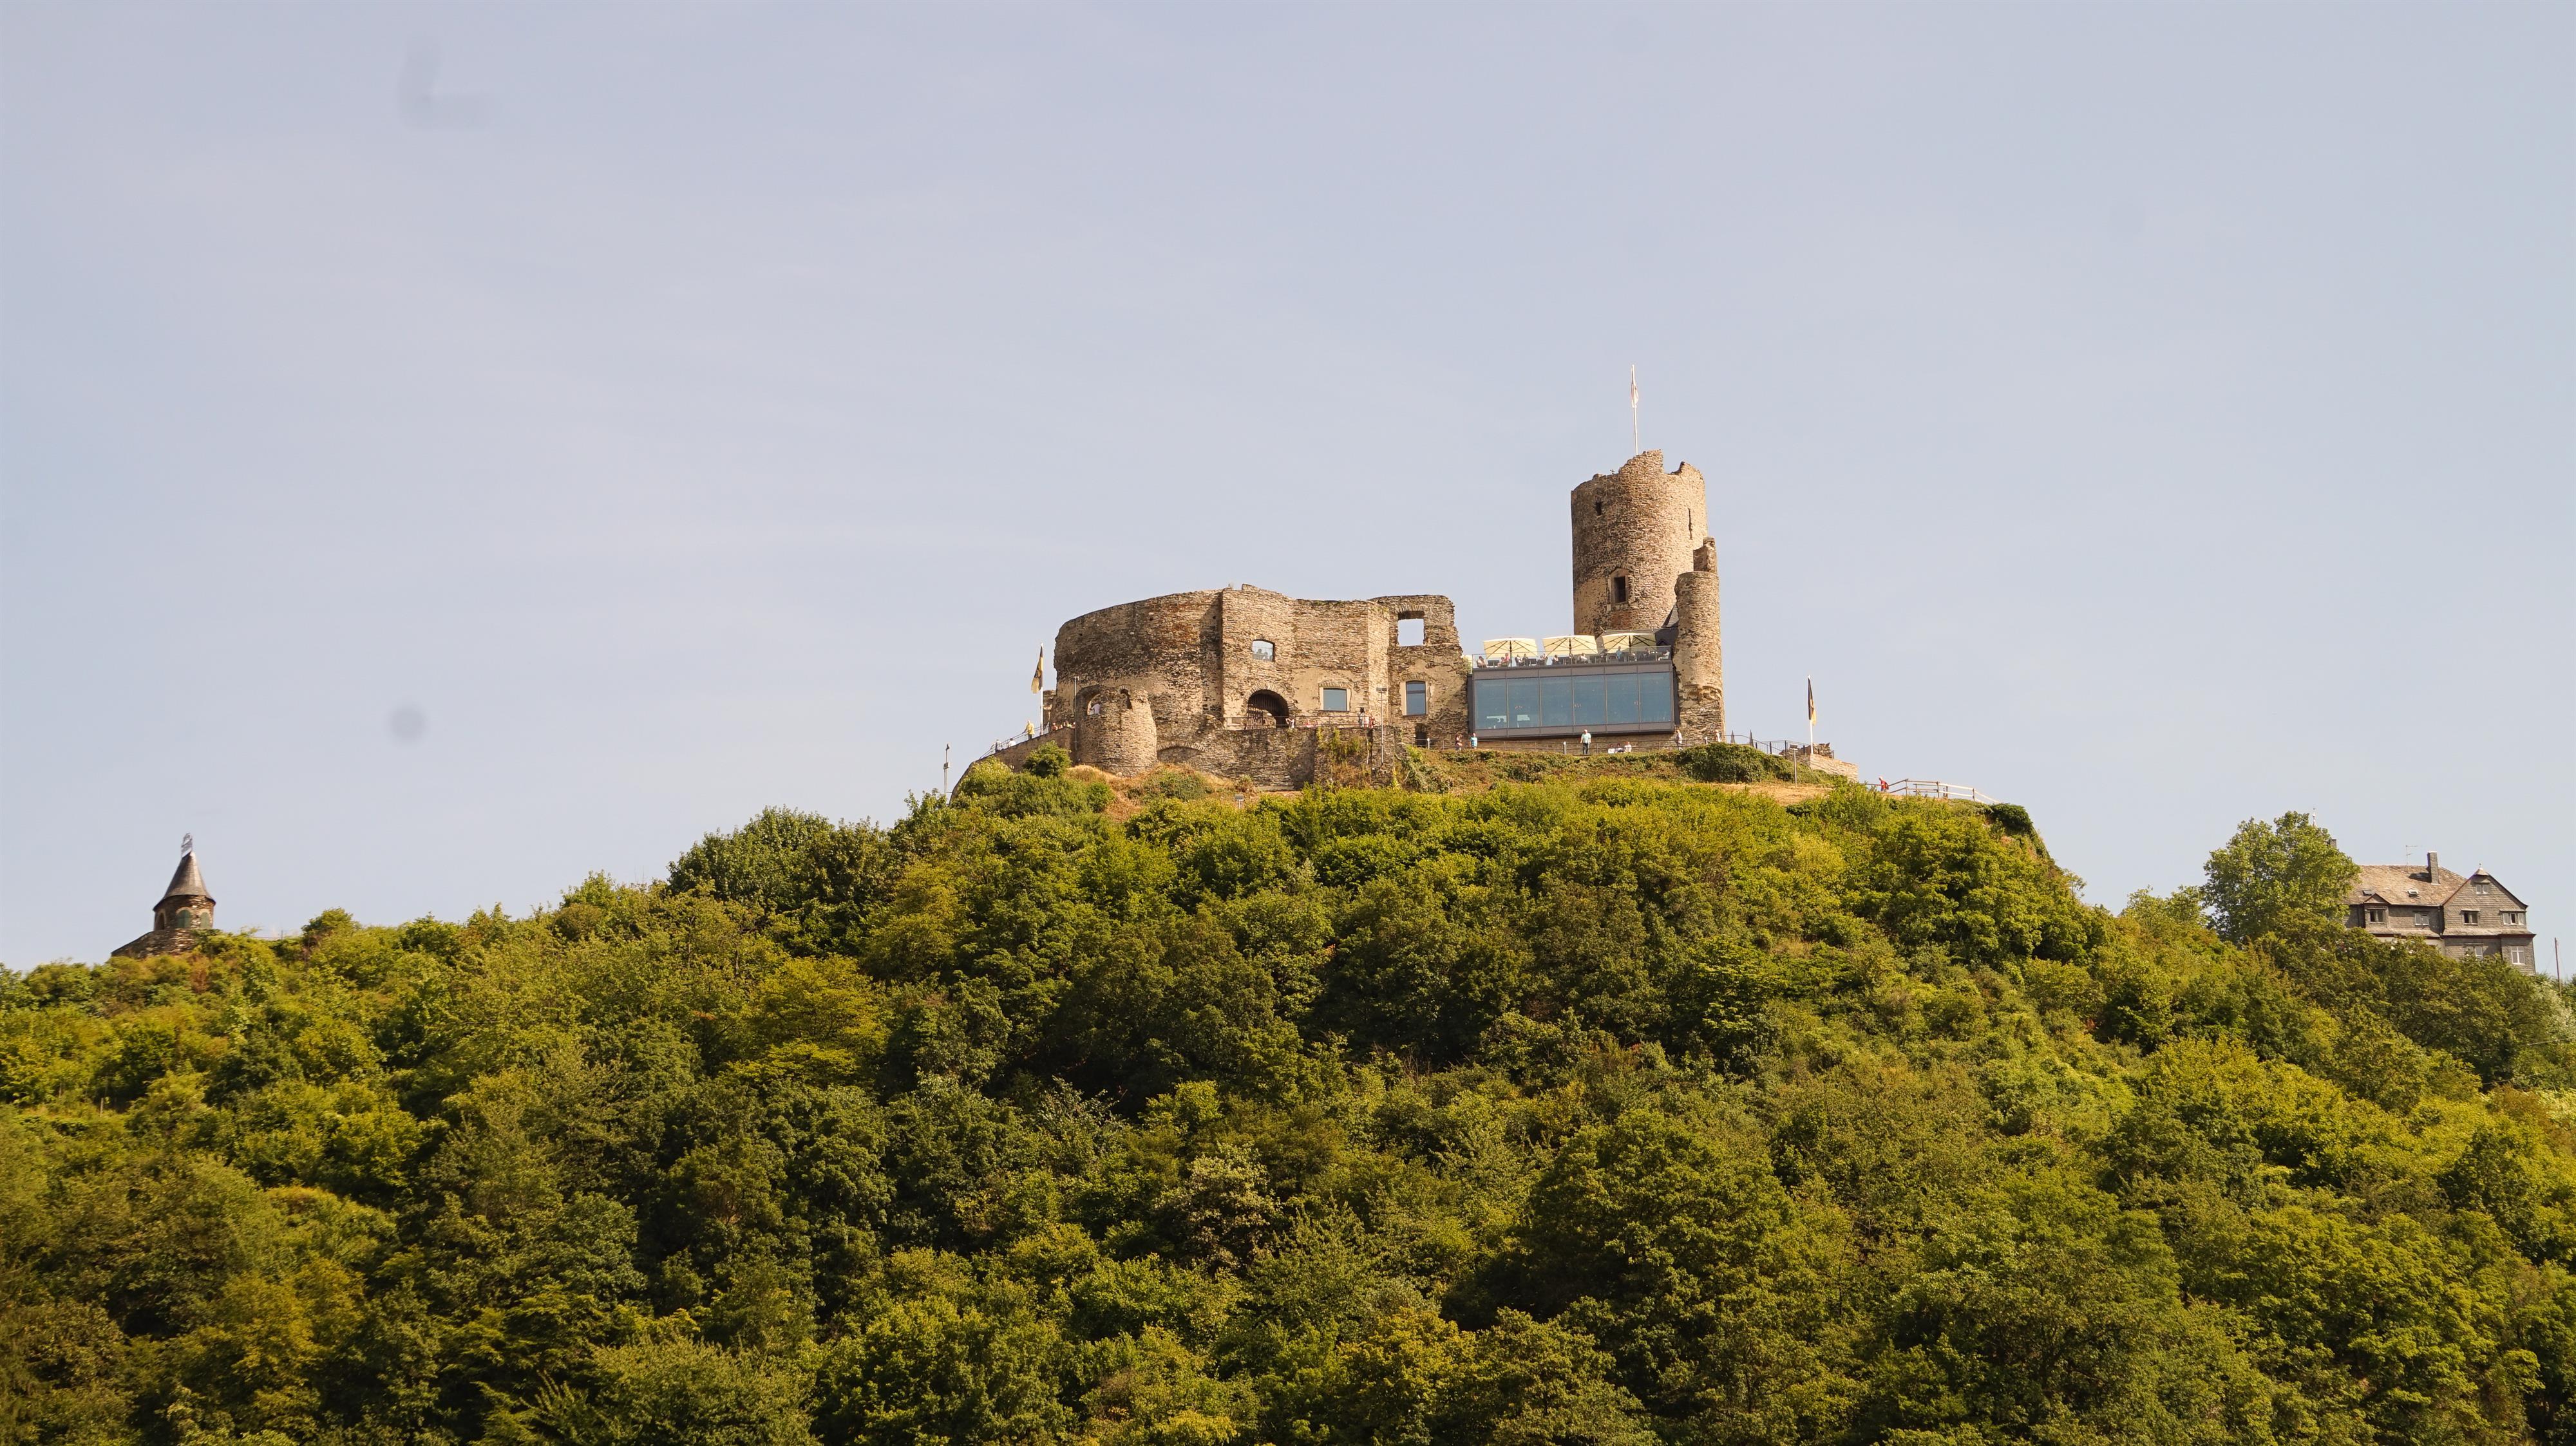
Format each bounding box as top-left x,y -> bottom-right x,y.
1670,538 -> 1725,738
1569,450 -> 1709,635
1072,687 -> 1161,776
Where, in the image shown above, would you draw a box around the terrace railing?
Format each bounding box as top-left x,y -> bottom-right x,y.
1880,779 -> 2000,804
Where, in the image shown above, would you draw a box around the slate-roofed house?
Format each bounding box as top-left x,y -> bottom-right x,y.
2347,851 -> 2537,971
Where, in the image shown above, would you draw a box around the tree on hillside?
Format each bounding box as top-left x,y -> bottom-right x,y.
2199,811 -> 2356,944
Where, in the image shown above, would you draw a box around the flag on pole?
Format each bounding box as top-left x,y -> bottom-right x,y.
1030,648 -> 1045,694
1806,677 -> 1816,726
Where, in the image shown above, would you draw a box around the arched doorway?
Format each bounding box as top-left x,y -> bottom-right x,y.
1245,690 -> 1290,727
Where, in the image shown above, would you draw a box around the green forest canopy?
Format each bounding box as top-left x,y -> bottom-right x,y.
5,755 -> 2573,1445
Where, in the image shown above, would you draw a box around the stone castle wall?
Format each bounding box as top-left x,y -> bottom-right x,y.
1072,688 -> 1160,775
1671,539 -> 1725,738
1052,586 -> 1475,763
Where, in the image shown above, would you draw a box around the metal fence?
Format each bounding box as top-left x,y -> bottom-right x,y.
1880,779 -> 2000,804
1723,735 -> 1806,753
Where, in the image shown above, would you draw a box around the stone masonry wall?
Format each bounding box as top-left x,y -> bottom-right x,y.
1049,590 -> 1224,745
1072,688 -> 1160,775
1569,451 -> 1707,636
1671,539 -> 1725,740
1372,594 -> 1474,747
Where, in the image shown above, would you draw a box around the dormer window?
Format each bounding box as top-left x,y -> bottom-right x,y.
2365,908 -> 2386,925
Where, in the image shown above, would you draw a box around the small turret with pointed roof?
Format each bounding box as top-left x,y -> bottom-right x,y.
112,836 -> 216,959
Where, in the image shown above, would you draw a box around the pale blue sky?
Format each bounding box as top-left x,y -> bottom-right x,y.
5,4 -> 2569,966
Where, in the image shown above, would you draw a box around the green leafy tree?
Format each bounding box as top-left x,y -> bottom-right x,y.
2198,811 -> 2357,944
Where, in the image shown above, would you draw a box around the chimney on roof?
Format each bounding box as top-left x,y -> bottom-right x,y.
2427,850 -> 2439,881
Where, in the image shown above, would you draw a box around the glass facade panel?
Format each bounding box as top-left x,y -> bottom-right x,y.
1606,673 -> 1638,724
1469,666 -> 1676,736
1639,671 -> 1673,722
1571,675 -> 1606,724
1404,681 -> 1427,716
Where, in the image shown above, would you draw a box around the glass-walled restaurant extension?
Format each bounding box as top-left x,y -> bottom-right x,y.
1470,663 -> 1676,738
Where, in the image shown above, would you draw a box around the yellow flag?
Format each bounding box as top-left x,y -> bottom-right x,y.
1030,648 -> 1045,694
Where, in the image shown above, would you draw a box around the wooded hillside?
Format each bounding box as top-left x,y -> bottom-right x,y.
5,752 -> 2571,1445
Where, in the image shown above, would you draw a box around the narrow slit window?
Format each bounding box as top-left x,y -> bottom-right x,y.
1611,576 -> 1629,604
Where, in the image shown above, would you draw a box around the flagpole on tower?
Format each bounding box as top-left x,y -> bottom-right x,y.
1629,366 -> 1640,456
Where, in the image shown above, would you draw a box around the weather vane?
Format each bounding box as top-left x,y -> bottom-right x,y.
182,832 -> 194,854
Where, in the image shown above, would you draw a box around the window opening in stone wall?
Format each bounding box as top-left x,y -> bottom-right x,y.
1415,724 -> 1429,746
1246,690 -> 1289,726
1593,499 -> 1603,516
2463,910 -> 2479,925
1404,681 -> 1427,715
1397,617 -> 1424,647
1611,576 -> 1629,604
1321,687 -> 1349,713
1251,639 -> 1275,662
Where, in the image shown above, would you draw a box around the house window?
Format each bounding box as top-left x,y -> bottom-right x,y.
2463,910 -> 2480,925
1321,687 -> 1348,712
2508,946 -> 2530,966
1403,681 -> 1427,716
2474,881 -> 2492,894
1250,639 -> 1275,662
2366,908 -> 2385,925
2414,911 -> 2432,927
1611,576 -> 1629,604
2505,910 -> 2523,924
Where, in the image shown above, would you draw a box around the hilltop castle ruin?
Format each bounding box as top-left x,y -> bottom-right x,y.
995,451 -> 1724,787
